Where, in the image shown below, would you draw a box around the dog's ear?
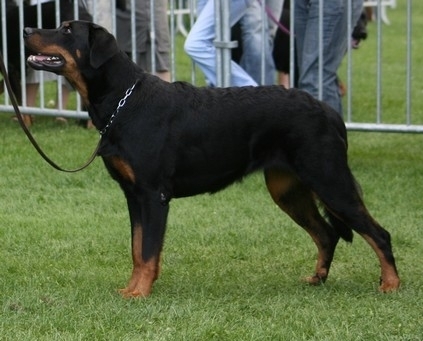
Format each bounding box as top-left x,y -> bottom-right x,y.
88,23 -> 120,69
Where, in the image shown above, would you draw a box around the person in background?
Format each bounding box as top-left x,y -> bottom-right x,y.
272,0 -> 294,88
294,0 -> 364,115
24,69 -> 71,125
187,0 -> 282,87
184,0 -> 257,87
116,0 -> 171,82
237,0 -> 283,85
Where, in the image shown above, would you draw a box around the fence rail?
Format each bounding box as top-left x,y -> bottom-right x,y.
1,0 -> 422,133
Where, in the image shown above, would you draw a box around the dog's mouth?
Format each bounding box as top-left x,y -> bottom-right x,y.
27,54 -> 64,71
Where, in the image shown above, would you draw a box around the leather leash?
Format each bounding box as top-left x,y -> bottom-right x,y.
0,51 -> 100,173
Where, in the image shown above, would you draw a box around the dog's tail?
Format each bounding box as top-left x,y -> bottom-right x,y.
325,209 -> 354,243
323,176 -> 364,243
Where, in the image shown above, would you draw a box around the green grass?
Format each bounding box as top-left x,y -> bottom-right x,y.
1,122 -> 423,340
1,3 -> 423,340
339,1 -> 423,124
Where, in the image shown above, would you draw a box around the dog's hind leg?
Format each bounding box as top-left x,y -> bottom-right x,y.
264,169 -> 340,285
302,164 -> 400,292
119,190 -> 169,298
323,199 -> 400,292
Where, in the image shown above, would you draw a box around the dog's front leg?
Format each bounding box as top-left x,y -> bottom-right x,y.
119,190 -> 169,298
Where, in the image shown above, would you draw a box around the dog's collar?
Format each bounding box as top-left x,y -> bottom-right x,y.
99,80 -> 139,135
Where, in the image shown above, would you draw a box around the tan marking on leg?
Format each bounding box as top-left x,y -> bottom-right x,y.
123,257 -> 158,298
119,224 -> 143,295
361,234 -> 400,292
265,169 -> 335,286
119,224 -> 159,298
110,157 -> 136,183
304,239 -> 328,285
265,169 -> 295,203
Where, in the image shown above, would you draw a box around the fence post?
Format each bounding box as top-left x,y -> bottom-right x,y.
213,0 -> 236,87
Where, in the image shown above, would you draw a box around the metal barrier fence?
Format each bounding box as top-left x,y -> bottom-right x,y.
1,0 -> 422,133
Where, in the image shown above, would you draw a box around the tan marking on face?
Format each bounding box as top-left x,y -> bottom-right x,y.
110,157 -> 136,183
25,35 -> 89,104
53,47 -> 88,103
76,49 -> 81,59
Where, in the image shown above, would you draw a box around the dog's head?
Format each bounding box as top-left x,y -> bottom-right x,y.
24,20 -> 120,101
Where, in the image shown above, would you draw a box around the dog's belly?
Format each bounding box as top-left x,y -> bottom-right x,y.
172,168 -> 246,198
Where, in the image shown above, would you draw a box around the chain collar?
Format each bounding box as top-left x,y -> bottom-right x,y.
99,80 -> 139,135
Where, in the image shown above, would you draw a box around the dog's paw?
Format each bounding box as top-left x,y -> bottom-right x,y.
379,276 -> 400,293
304,274 -> 327,286
118,287 -> 151,298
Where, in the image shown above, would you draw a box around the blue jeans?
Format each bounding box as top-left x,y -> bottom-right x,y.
239,0 -> 280,85
185,0 -> 257,87
295,0 -> 363,114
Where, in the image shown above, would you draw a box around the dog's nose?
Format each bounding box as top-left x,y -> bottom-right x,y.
23,27 -> 35,38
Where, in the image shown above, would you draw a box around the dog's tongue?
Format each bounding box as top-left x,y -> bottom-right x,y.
27,54 -> 61,64
28,54 -> 48,62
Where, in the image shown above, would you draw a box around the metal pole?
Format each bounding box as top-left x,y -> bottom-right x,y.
260,1 -> 265,85
1,0 -> 9,106
130,0 -> 137,64
376,0 -> 382,123
317,0 -> 323,101
289,0 -> 295,88
150,0 -> 156,76
214,0 -> 222,86
169,0 -> 176,82
221,0 -> 231,87
406,0 -> 412,125
346,0 -> 353,122
214,0 -> 237,87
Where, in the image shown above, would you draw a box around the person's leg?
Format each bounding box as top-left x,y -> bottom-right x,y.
266,0 -> 284,37
294,0 -> 308,75
196,0 -> 208,16
26,83 -> 39,107
273,3 -> 293,88
295,1 -> 345,113
295,0 -> 363,114
278,72 -> 290,88
321,1 -> 363,113
22,82 -> 39,126
239,1 -> 275,85
184,0 -> 257,86
55,84 -> 70,123
156,71 -> 171,82
152,0 -> 171,81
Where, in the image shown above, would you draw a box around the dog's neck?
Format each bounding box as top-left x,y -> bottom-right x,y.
85,52 -> 143,130
98,79 -> 139,135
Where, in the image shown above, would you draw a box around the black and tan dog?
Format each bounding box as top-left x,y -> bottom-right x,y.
23,21 -> 400,297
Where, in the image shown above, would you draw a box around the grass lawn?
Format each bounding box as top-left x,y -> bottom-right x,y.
1,2 -> 423,340
339,1 -> 423,125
